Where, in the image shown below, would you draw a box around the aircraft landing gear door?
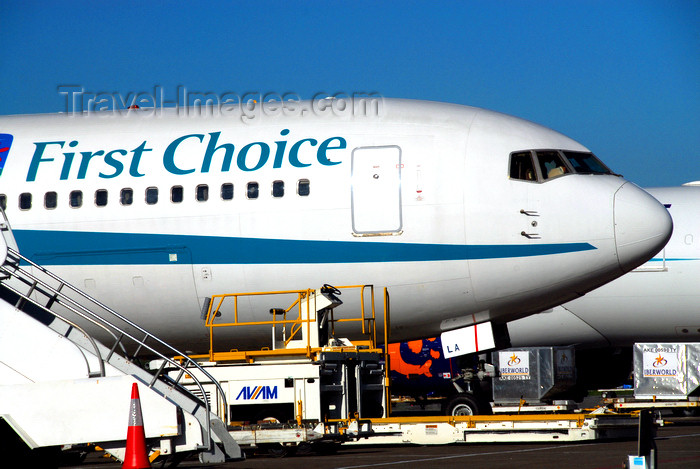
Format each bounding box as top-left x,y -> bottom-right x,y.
351,146 -> 402,235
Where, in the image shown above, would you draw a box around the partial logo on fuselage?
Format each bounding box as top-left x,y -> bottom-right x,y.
0,133 -> 13,177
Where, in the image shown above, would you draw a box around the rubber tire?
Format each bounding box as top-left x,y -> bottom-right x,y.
262,443 -> 295,458
445,394 -> 481,416
672,407 -> 700,417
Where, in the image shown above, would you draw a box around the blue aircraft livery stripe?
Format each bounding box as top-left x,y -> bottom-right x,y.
12,230 -> 596,266
649,258 -> 699,262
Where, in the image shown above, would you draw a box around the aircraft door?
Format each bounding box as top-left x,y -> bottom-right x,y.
351,146 -> 402,235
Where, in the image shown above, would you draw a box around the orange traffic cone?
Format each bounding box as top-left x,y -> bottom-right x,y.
123,382 -> 151,469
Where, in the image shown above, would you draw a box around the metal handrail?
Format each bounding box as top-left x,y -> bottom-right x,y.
0,247 -> 227,450
0,276 -> 107,378
1,251 -> 126,350
204,285 -> 381,357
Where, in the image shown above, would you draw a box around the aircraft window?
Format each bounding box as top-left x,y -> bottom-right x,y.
45,192 -> 57,209
537,151 -> 569,179
272,180 -> 284,198
196,184 -> 209,202
509,152 -> 537,181
95,189 -> 108,207
298,179 -> 310,196
247,182 -> 259,199
69,190 -> 83,208
121,188 -> 133,206
146,187 -> 158,205
19,193 -> 32,210
0,194 -> 6,211
171,186 -> 183,203
562,151 -> 612,175
221,183 -> 233,200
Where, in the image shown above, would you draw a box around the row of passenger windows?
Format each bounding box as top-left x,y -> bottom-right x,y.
0,179 -> 311,211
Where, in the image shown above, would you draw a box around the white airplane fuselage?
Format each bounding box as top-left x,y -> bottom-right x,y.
509,184 -> 699,348
0,99 -> 672,353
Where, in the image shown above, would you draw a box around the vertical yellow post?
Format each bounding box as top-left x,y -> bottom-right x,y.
383,287 -> 391,417
297,400 -> 303,426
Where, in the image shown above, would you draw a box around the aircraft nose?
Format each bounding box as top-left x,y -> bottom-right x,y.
614,182 -> 673,272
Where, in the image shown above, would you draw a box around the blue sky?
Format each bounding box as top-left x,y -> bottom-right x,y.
0,1 -> 697,187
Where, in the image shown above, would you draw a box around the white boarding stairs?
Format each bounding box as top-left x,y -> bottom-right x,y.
0,211 -> 243,464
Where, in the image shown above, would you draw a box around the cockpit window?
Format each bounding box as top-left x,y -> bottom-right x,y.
537,151 -> 568,179
562,151 -> 612,175
509,149 -> 615,183
509,152 -> 537,182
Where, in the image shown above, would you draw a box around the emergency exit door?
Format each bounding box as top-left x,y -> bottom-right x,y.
351,146 -> 402,234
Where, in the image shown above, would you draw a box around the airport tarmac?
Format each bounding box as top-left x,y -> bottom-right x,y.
61,419 -> 700,469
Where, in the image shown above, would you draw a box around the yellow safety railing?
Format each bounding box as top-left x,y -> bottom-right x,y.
199,285 -> 390,363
